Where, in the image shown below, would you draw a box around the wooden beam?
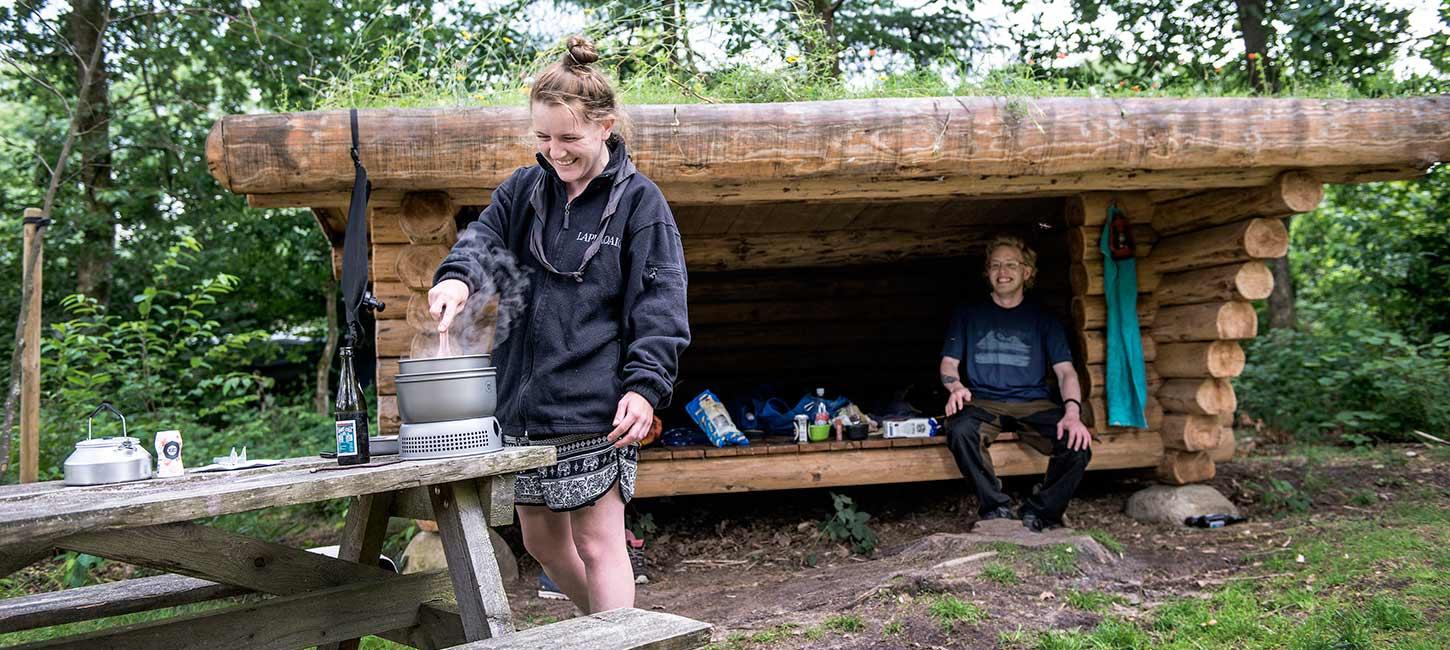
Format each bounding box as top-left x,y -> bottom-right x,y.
1078,329 -> 1157,364
452,608 -> 712,650
1153,171 -> 1323,236
207,98 -> 1450,197
1160,414 -> 1223,451
1070,258 -> 1160,295
1072,294 -> 1158,330
683,228 -> 994,272
1157,261 -> 1274,306
1157,378 -> 1237,416
20,208 -> 42,484
1153,301 -> 1258,342
1156,450 -> 1215,485
9,571 -> 453,650
1068,225 -> 1156,262
320,491 -> 398,650
429,479 -> 515,641
0,574 -> 249,634
398,244 -> 452,291
1064,192 -> 1155,227
0,540 -> 54,579
1208,427 -> 1237,463
1086,397 -> 1163,434
1152,218 -> 1289,274
634,432 -> 1163,497
1156,341 -> 1246,378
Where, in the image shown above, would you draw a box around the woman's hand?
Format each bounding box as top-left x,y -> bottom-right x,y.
428,279 -> 470,333
607,391 -> 654,448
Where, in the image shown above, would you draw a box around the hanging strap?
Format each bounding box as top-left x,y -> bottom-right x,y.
340,108 -> 375,349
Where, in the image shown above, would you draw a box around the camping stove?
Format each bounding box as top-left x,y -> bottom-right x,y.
394,355 -> 504,460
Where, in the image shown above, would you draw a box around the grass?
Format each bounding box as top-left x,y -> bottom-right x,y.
822,614 -> 864,633
1063,589 -> 1126,613
928,594 -> 987,632
1031,544 -> 1079,576
882,619 -> 902,636
1083,529 -> 1126,556
982,561 -> 1021,585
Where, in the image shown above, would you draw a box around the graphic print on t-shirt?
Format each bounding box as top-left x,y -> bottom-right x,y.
976,330 -> 1032,368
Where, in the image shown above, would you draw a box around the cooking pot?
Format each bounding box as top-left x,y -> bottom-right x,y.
398,354 -> 491,375
64,402 -> 154,486
395,368 -> 497,424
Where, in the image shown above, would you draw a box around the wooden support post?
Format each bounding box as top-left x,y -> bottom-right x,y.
428,479 -> 514,641
1152,218 -> 1289,274
1152,171 -> 1324,236
320,491 -> 397,650
1157,261 -> 1274,306
1153,302 -> 1258,342
20,208 -> 43,484
1156,341 -> 1246,378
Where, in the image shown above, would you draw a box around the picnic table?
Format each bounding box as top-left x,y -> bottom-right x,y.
0,448 -> 572,649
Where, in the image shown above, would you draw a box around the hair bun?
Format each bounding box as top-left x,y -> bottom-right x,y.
565,35 -> 600,67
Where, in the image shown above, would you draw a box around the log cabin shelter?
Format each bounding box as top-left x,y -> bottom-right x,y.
207,96 -> 1450,498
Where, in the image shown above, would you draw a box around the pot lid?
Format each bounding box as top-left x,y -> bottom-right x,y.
76,436 -> 141,449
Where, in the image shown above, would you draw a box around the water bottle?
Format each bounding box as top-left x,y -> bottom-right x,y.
1184,514 -> 1247,528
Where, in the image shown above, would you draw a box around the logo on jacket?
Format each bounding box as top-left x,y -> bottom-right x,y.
577,232 -> 621,248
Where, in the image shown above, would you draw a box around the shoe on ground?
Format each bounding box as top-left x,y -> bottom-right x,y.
628,544 -> 650,585
1020,511 -> 1060,533
537,573 -> 569,600
980,506 -> 1018,521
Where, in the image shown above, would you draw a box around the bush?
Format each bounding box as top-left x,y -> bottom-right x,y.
1237,326 -> 1450,442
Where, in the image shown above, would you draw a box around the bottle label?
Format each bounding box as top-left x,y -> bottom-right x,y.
336,419 -> 358,456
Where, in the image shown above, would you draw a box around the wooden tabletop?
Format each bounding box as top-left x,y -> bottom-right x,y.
0,447 -> 555,548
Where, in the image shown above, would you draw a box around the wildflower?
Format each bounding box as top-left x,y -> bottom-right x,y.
868,48 -> 876,58
461,29 -> 472,40
455,74 -> 465,81
1056,52 -> 1067,59
879,74 -> 887,80
502,36 -> 513,45
1247,52 -> 1259,60
1151,82 -> 1160,89
1026,57 -> 1035,65
1214,65 -> 1223,73
1131,85 -> 1141,92
786,55 -> 799,64
1117,80 -> 1127,88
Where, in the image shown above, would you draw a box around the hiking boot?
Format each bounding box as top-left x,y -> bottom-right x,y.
1020,510 -> 1061,533
537,572 -> 568,600
980,506 -> 1018,521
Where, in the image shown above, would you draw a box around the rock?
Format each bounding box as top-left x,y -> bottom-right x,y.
1125,484 -> 1240,526
402,527 -> 519,583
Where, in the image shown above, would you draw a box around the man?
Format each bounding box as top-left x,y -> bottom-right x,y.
939,234 -> 1092,532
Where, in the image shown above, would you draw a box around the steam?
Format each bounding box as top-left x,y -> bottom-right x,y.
425,246 -> 531,359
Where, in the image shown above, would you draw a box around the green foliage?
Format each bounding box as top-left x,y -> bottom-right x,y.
1238,327 -> 1450,441
1084,529 -> 1125,556
822,614 -> 864,633
882,619 -> 902,636
59,552 -> 104,589
927,594 -> 986,631
1031,544 -> 1079,576
1252,477 -> 1313,515
982,561 -> 1020,585
1064,589 -> 1127,613
820,492 -> 877,555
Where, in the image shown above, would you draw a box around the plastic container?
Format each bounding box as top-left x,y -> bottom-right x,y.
808,424 -> 831,442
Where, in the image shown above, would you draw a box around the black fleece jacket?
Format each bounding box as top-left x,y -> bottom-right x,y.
433,141 -> 690,438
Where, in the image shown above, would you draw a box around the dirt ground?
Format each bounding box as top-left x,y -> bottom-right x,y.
505,442 -> 1449,648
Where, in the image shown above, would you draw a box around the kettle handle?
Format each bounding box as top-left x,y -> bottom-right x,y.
86,402 -> 128,440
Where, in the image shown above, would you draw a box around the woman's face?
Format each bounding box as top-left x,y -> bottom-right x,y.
531,101 -> 614,189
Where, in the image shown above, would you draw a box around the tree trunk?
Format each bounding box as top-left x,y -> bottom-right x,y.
1267,218 -> 1297,329
1235,0 -> 1280,94
71,0 -> 115,304
316,276 -> 338,415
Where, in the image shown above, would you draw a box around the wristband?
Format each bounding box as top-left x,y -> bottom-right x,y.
1062,398 -> 1082,412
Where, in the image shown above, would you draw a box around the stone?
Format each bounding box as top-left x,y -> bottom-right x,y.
401,527 -> 519,583
1125,484 -> 1240,526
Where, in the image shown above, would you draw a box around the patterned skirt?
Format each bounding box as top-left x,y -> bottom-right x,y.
506,432 -> 638,512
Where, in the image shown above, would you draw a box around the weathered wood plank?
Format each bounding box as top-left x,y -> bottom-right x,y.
453,607 -> 713,650
1,541 -> 54,579
320,491 -> 398,650
9,570 -> 453,650
430,479 -> 514,641
0,574 -> 249,634
634,432 -> 1162,497
0,449 -> 555,547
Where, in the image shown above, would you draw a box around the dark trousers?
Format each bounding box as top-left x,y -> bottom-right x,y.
944,399 -> 1091,523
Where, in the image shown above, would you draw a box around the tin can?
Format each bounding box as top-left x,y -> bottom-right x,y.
793,414 -> 809,442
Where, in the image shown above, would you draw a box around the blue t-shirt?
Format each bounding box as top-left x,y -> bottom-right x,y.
941,298 -> 1072,402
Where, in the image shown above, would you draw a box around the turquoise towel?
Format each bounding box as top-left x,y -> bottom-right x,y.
1098,211 -> 1149,428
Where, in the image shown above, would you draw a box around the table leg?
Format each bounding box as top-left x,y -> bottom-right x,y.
320,491 -> 396,650
429,476 -> 515,642
1,539 -> 55,579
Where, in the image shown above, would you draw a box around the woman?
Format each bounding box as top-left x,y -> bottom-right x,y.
429,36 -> 689,613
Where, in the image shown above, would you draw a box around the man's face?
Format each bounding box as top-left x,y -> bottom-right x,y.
987,246 -> 1033,297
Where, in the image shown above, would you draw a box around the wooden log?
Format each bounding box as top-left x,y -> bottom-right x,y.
1152,218 -> 1289,274
0,573 -> 249,634
633,430 -> 1165,497
1087,397 -> 1163,434
207,98 -> 1450,197
397,244 -> 452,291
1160,414 -> 1223,451
401,191 -> 458,244
1156,341 -> 1246,378
452,608 -> 713,650
1070,258 -> 1160,295
1157,261 -> 1274,306
1153,171 -> 1324,236
691,294 -> 947,325
1208,427 -> 1237,463
1079,330 -> 1157,364
377,358 -> 399,396
1072,294 -> 1158,329
8,570 -> 454,650
1153,301 -> 1258,342
20,208 -> 42,484
372,281 -> 413,321
372,243 -> 405,283
1,541 -> 54,579
1156,450 -> 1215,485
379,395 -> 400,435
370,206 -> 408,245
1157,378 -> 1236,415
1083,364 -> 1163,401
1068,225 -> 1156,262
683,228 -> 995,272
1064,192 -> 1155,227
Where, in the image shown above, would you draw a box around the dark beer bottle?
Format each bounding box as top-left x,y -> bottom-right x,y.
1184,514 -> 1247,528
335,345 -> 370,466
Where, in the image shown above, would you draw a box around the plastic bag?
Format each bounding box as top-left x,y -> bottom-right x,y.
685,390 -> 750,447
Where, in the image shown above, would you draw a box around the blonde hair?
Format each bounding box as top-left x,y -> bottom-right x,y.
530,35 -> 630,142
983,234 -> 1037,288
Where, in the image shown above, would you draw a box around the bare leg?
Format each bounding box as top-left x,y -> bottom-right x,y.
569,486 -> 633,612
516,504 -> 591,612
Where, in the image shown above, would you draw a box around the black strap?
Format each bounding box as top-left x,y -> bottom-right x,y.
340,108 -> 373,360
22,216 -> 53,227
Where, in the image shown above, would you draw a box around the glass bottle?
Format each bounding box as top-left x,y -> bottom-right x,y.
335,345 -> 370,466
